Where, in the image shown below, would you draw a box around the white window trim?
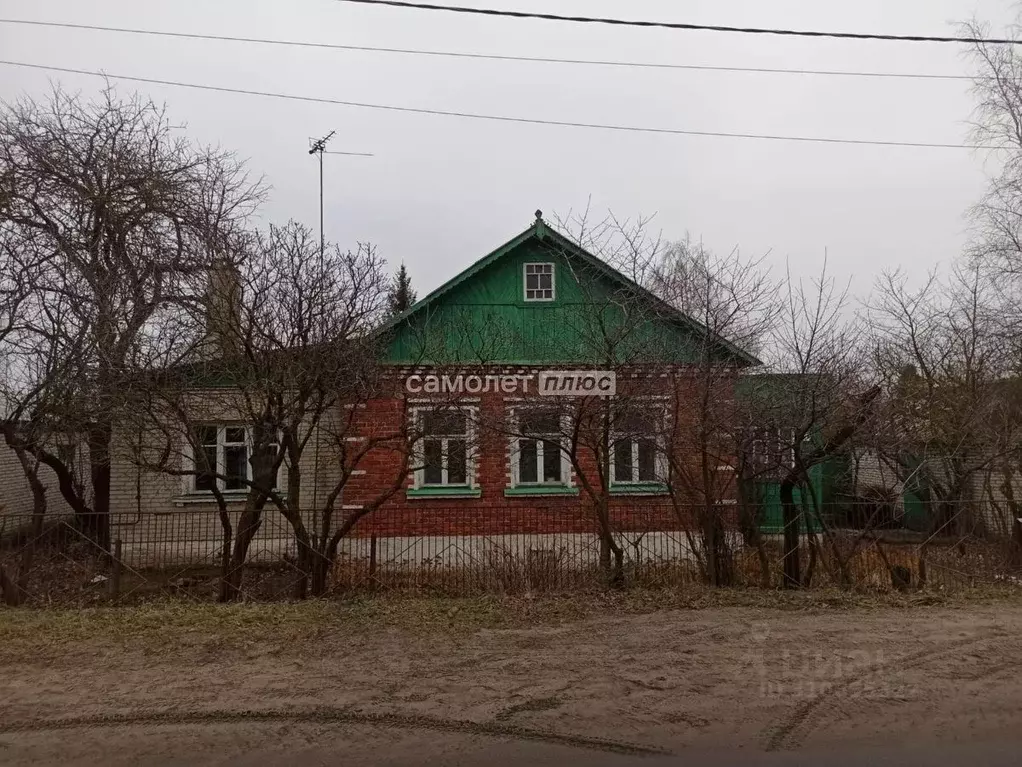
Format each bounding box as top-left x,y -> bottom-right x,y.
181,425 -> 283,495
508,406 -> 573,488
609,401 -> 669,486
411,405 -> 478,489
523,262 -> 556,302
750,426 -> 801,471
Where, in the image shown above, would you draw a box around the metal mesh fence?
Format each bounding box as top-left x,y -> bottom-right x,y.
0,501 -> 1019,606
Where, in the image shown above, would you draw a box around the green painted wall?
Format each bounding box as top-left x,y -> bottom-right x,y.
384,238 -> 704,365
747,462 -> 830,534
732,375 -> 845,533
900,462 -> 932,531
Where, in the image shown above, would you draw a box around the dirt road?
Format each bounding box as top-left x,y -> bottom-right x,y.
1,596 -> 1020,763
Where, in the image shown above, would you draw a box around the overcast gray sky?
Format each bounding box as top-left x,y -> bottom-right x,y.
0,0 -> 1016,296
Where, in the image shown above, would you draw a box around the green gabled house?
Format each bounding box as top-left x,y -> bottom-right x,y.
339,210 -> 776,535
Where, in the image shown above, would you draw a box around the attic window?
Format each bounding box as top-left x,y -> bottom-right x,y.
524,263 -> 555,301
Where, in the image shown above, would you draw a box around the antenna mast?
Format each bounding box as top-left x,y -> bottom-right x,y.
308,131 -> 336,270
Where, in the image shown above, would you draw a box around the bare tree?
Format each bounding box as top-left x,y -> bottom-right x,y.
650,236 -> 777,586
0,84 -> 263,552
866,264 -> 1019,541
133,221 -> 411,600
542,207 -> 678,585
963,17 -> 1022,278
0,221 -> 40,604
760,260 -> 872,588
0,220 -> 92,604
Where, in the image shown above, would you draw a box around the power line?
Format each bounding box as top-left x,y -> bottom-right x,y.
0,18 -> 977,81
0,59 -> 997,150
334,0 -> 1022,45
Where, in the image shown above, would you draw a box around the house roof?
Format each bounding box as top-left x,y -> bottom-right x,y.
382,211 -> 761,367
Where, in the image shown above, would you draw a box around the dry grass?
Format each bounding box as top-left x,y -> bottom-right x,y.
3,583 -> 1022,666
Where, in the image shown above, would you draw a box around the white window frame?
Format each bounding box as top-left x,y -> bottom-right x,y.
523,262 -> 556,302
184,425 -> 282,495
412,406 -> 477,489
509,406 -> 573,488
609,402 -> 669,486
750,426 -> 800,472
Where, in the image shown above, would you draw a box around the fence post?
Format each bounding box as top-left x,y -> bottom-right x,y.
368,534 -> 378,591
109,538 -> 122,602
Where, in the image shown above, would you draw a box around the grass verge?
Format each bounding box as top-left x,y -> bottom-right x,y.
1,584 -> 1019,664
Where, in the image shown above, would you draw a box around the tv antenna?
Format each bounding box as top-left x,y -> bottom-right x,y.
308,131 -> 374,267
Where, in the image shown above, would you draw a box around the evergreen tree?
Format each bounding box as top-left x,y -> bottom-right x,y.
388,263 -> 417,315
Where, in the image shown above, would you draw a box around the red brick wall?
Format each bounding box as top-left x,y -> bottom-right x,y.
339,366 -> 738,537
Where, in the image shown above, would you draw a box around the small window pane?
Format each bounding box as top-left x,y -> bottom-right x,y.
637,439 -> 657,482
197,426 -> 217,446
519,438 -> 538,483
224,445 -> 248,490
614,440 -> 633,483
542,439 -> 562,482
447,439 -> 467,484
225,427 -> 246,444
195,445 -> 217,491
423,439 -> 443,485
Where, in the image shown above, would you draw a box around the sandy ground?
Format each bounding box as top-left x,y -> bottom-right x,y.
2,598 -> 1022,763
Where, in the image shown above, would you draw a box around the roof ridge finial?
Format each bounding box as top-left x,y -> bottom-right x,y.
535,209 -> 543,222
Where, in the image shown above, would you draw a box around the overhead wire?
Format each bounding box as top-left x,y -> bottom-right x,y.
333,0 -> 1022,46
0,59 -> 997,150
0,18 -> 981,81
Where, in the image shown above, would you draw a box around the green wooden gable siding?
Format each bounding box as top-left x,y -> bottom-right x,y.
383,216 -> 759,367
